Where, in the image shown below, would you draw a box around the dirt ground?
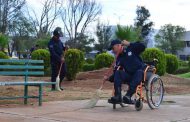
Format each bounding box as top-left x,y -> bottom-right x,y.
0,68 -> 190,106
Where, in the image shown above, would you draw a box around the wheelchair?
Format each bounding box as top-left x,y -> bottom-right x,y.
109,59 -> 165,111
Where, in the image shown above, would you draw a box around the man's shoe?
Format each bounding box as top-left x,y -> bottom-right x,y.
60,86 -> 64,91
123,96 -> 135,104
108,95 -> 122,104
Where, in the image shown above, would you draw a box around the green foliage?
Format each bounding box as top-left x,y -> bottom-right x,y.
134,6 -> 153,40
0,34 -> 8,51
95,53 -> 114,69
155,24 -> 185,54
174,67 -> 189,74
36,36 -> 51,49
31,49 -> 50,76
78,50 -> 85,70
85,58 -> 94,64
142,48 -> 166,76
0,51 -> 9,59
83,63 -> 95,72
178,60 -> 188,68
188,58 -> 190,69
177,72 -> 190,78
65,49 -> 85,81
67,33 -> 95,53
165,54 -> 179,74
95,21 -> 112,52
115,25 -> 140,41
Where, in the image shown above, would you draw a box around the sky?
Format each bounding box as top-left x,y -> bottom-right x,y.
26,0 -> 190,31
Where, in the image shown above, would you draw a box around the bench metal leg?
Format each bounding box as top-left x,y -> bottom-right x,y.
24,85 -> 28,105
39,85 -> 43,106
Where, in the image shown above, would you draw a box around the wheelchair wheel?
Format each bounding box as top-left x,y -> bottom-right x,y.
146,74 -> 164,109
135,99 -> 143,111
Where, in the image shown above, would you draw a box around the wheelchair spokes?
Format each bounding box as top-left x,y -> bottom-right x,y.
146,74 -> 164,109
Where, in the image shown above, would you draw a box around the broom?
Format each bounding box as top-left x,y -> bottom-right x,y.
56,62 -> 63,91
84,46 -> 123,109
83,68 -> 113,109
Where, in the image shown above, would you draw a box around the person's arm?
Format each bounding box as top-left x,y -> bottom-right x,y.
122,40 -> 145,55
48,42 -> 62,63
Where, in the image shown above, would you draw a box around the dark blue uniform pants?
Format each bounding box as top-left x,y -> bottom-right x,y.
51,62 -> 66,90
114,69 -> 143,97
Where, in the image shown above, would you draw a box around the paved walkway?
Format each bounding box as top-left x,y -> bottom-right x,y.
0,95 -> 190,122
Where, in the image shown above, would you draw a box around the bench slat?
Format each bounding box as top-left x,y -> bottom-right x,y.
0,59 -> 44,64
0,96 -> 39,100
0,81 -> 55,86
0,65 -> 44,69
0,71 -> 44,76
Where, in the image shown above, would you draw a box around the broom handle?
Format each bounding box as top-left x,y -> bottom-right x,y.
58,62 -> 63,76
58,47 -> 67,76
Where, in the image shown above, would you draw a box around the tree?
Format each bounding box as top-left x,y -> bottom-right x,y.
0,34 -> 8,52
66,33 -> 95,53
95,21 -> 112,52
8,12 -> 35,56
115,24 -> 140,41
27,0 -> 62,38
155,24 -> 185,54
134,6 -> 153,44
36,35 -> 51,49
61,0 -> 102,48
0,0 -> 26,34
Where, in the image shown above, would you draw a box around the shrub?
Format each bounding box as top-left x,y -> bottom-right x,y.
174,67 -> 189,74
83,64 -> 95,72
0,51 -> 9,59
165,54 -> 179,74
78,50 -> 85,70
95,53 -> 114,69
0,34 -> 8,51
36,36 -> 51,49
142,48 -> 166,76
65,49 -> 84,81
189,58 -> 190,69
179,60 -> 188,67
0,51 -> 9,65
31,49 -> 50,76
85,58 -> 94,64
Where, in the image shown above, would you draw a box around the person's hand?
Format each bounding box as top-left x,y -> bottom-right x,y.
61,57 -> 65,63
103,75 -> 109,81
122,40 -> 130,46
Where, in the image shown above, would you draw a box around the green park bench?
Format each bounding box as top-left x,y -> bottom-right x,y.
0,59 -> 55,106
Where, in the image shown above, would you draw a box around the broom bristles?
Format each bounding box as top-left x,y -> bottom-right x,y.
56,76 -> 62,91
83,89 -> 102,109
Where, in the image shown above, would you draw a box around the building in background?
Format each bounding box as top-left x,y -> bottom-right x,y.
177,31 -> 190,60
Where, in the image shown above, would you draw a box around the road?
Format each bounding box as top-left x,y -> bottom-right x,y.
0,95 -> 190,122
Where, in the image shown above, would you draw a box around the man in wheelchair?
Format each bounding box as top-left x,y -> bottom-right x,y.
105,39 -> 146,104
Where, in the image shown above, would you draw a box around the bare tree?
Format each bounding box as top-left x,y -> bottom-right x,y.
0,0 -> 26,34
61,0 -> 102,48
27,0 -> 62,38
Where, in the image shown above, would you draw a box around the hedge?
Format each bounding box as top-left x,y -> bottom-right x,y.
165,54 -> 179,74
65,49 -> 84,81
83,63 -> 95,72
0,51 -> 8,59
142,48 -> 166,76
31,49 -> 50,76
95,53 -> 114,69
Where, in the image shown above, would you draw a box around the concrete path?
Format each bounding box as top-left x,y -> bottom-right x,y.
0,95 -> 190,122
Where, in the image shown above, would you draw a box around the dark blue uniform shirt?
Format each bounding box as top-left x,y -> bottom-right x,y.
115,42 -> 145,74
48,37 -> 65,63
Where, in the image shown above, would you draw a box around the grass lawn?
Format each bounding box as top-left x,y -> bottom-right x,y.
177,72 -> 190,78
